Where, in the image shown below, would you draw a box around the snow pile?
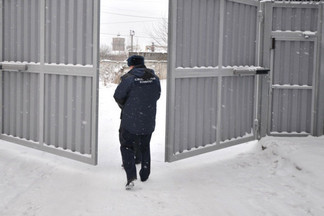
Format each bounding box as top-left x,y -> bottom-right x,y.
0,80 -> 324,216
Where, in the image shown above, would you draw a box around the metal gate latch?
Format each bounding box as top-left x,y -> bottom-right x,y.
233,67 -> 270,76
302,31 -> 316,39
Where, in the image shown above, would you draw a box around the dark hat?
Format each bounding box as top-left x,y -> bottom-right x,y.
127,55 -> 144,66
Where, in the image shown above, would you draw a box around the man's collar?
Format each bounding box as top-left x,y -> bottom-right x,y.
133,65 -> 146,69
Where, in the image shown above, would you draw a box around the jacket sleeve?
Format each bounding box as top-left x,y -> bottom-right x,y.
156,77 -> 161,101
113,77 -> 132,109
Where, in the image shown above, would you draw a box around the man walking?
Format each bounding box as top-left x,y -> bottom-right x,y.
114,55 -> 161,190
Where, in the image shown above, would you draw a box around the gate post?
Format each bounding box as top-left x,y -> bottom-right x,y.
0,0 -> 3,136
165,0 -> 177,162
0,0 -> 2,62
317,3 -> 324,136
259,1 -> 272,138
39,0 -> 45,146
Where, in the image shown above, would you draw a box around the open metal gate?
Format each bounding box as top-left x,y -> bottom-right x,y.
166,0 -> 267,162
166,0 -> 323,162
0,0 -> 100,165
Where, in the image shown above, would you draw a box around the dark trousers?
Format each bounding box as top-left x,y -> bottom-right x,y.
119,127 -> 152,182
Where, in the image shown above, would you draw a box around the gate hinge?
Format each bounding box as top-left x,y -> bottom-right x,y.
254,119 -> 260,133
258,10 -> 264,23
271,38 -> 276,50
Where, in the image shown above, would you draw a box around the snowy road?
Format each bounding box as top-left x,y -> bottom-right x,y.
1,80 -> 324,216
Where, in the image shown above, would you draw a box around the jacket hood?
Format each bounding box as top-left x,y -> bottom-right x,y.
129,66 -> 155,80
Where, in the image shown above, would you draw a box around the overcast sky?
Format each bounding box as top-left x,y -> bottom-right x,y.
100,0 -> 169,49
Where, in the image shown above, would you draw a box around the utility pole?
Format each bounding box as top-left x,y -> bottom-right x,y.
151,42 -> 155,52
130,30 -> 135,52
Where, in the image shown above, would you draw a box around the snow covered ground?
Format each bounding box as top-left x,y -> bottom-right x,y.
1,80 -> 324,216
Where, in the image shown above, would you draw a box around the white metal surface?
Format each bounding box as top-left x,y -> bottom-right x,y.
318,4 -> 324,135
264,2 -> 321,136
0,0 -> 100,165
166,0 -> 323,162
166,0 -> 261,162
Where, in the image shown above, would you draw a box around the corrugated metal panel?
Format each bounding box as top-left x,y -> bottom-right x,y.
271,89 -> 312,133
318,3 -> 324,136
273,40 -> 314,86
3,0 -> 40,62
0,0 -> 99,164
221,76 -> 254,141
175,0 -> 220,68
272,6 -> 318,32
44,74 -> 92,154
173,77 -> 218,153
45,0 -> 93,65
166,0 -> 260,162
268,2 -> 319,135
2,71 -> 39,141
223,0 -> 257,66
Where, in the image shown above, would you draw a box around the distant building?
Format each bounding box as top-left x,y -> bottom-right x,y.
145,42 -> 167,53
128,52 -> 167,61
112,37 -> 125,51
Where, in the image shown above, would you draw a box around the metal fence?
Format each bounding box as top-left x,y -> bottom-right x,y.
166,0 -> 324,162
1,0 -> 323,164
0,0 -> 100,165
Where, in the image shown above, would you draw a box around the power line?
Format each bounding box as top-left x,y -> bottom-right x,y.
100,33 -> 151,39
100,33 -> 164,40
102,11 -> 166,19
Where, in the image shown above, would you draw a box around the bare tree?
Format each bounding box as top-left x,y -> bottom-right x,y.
148,18 -> 168,52
99,44 -> 112,60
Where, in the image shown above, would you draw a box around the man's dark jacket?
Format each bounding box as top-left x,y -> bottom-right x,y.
114,65 -> 161,135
